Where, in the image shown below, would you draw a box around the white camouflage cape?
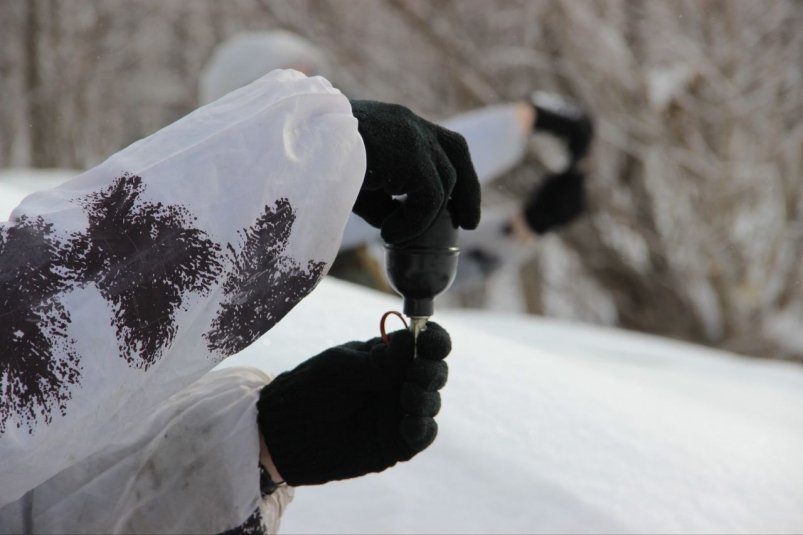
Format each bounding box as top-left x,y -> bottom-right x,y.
0,69 -> 365,532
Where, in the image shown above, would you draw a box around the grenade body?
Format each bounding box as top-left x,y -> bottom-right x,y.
384,209 -> 460,318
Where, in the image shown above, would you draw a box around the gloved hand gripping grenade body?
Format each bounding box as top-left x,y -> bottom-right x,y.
258,101 -> 478,487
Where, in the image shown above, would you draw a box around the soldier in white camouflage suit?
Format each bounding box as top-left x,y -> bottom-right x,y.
0,70 -> 478,534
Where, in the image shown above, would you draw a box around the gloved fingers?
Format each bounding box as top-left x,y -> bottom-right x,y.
383,327 -> 416,356
340,339 -> 378,353
379,160 -> 445,244
368,327 -> 416,383
438,128 -> 481,231
414,321 -> 452,361
398,416 -> 438,460
406,358 -> 448,391
352,189 -> 401,229
401,382 -> 442,417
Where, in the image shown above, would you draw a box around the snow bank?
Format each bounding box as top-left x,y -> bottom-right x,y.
0,169 -> 78,220
222,278 -> 803,534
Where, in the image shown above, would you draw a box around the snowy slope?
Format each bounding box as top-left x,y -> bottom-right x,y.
3,170 -> 803,533
0,169 -> 78,220
220,278 -> 803,534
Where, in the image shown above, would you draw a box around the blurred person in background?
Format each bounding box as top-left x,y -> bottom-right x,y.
200,30 -> 594,292
0,70 -> 479,533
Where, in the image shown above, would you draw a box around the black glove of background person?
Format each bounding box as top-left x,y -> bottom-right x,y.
531,92 -> 594,165
523,168 -> 587,235
256,322 -> 451,486
350,100 -> 481,244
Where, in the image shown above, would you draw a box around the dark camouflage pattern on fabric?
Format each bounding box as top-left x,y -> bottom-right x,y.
74,173 -> 222,369
2,174 -> 322,434
205,198 -> 325,356
216,465 -> 276,535
0,217 -> 82,433
218,509 -> 267,535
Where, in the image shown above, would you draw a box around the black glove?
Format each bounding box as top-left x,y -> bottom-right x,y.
350,100 -> 481,244
531,92 -> 594,165
256,322 -> 452,486
523,168 -> 586,234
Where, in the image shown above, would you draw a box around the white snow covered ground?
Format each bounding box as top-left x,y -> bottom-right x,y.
222,278 -> 803,535
0,169 -> 77,220
3,169 -> 803,533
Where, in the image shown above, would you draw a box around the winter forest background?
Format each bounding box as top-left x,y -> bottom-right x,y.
1,0 -> 802,363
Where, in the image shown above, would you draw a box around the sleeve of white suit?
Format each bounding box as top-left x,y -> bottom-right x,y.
0,69 -> 366,507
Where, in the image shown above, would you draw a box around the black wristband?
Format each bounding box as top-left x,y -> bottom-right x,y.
258,464 -> 286,496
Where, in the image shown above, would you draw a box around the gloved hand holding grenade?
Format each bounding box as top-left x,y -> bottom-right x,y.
257,100 -> 474,488
257,322 -> 451,486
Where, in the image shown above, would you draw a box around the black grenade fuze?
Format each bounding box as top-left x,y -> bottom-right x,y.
385,207 -> 459,341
